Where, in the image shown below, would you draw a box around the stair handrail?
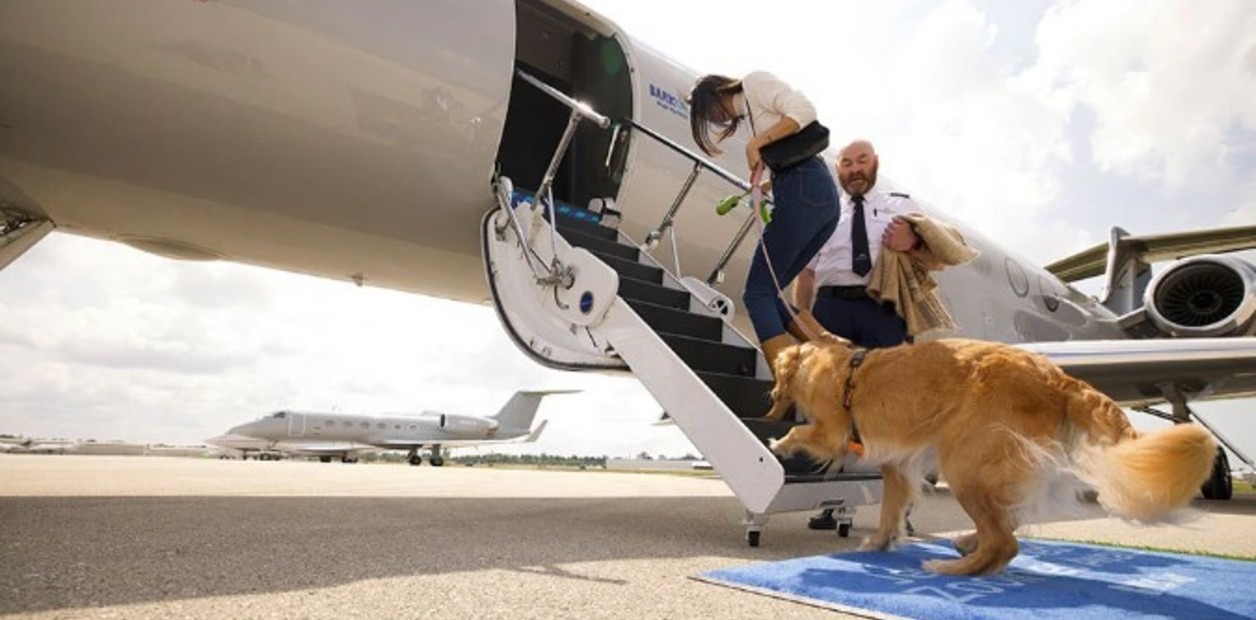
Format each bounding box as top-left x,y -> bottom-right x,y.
512,70 -> 760,290
516,70 -> 611,130
622,119 -> 764,286
512,70 -> 612,289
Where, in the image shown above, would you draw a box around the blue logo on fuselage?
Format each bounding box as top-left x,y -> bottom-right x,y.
649,84 -> 690,119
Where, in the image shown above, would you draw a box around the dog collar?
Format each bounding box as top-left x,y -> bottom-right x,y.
842,348 -> 868,411
842,348 -> 868,446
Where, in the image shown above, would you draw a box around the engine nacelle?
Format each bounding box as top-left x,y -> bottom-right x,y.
1143,254 -> 1256,337
438,414 -> 497,438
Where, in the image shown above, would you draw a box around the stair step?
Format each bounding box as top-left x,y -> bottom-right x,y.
696,371 -> 773,418
627,299 -> 722,341
737,417 -> 828,475
552,209 -> 619,241
599,253 -> 664,284
563,228 -> 640,262
618,276 -> 689,310
659,333 -> 756,377
784,472 -> 883,484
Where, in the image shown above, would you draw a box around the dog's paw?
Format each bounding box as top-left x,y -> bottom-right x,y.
922,558 -> 980,576
767,437 -> 787,455
859,534 -> 896,552
953,533 -> 979,557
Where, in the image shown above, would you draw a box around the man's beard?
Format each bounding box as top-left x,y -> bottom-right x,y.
841,163 -> 878,197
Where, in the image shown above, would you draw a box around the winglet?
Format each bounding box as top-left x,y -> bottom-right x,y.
522,419 -> 548,442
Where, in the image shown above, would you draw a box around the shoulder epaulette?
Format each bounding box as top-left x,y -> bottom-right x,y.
889,192 -> 911,199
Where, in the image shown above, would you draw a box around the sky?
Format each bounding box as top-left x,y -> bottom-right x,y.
1,0 -> 1255,463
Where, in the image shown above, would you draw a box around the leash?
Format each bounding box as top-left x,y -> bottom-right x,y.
745,165 -> 824,343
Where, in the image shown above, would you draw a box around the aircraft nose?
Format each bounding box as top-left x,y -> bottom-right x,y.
228,421 -> 260,436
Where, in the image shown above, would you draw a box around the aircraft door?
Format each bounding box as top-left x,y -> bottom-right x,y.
500,0 -> 633,208
288,414 -> 306,438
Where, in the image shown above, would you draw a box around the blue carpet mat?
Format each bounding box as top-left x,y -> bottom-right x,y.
699,539 -> 1256,619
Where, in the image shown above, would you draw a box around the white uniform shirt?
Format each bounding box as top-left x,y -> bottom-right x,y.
808,190 -> 912,287
733,71 -> 817,136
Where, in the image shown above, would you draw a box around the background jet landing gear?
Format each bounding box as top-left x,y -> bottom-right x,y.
429,445 -> 445,467
407,447 -> 423,466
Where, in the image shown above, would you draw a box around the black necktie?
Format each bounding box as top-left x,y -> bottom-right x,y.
851,195 -> 871,276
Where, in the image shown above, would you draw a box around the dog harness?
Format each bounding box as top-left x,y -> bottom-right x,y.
842,348 -> 868,451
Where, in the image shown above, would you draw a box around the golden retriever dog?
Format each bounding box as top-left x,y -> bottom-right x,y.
765,338 -> 1218,576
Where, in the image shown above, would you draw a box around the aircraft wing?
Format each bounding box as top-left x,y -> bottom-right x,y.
370,421 -> 549,449
1045,225 -> 1256,282
278,442 -> 374,456
1018,338 -> 1256,407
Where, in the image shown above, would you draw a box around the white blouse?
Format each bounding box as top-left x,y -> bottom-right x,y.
734,71 -> 818,135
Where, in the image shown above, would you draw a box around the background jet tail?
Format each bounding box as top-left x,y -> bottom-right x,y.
491,390 -> 578,433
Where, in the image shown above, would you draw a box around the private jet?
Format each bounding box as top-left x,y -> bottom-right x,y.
2,0 -> 1253,545
208,390 -> 564,466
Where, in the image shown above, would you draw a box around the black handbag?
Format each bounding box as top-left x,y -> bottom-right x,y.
760,121 -> 830,173
746,101 -> 830,173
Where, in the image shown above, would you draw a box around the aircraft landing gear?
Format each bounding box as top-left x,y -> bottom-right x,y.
429,456 -> 445,467
407,447 -> 422,466
319,456 -> 332,463
1202,447 -> 1233,500
1137,390 -> 1250,502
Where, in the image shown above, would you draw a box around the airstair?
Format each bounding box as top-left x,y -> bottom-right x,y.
482,71 -> 882,546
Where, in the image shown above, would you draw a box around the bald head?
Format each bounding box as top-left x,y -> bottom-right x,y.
837,140 -> 878,197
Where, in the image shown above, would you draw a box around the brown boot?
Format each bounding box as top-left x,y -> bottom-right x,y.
759,333 -> 797,375
787,310 -> 847,347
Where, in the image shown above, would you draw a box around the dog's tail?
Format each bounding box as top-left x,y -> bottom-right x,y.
1064,381 -> 1216,522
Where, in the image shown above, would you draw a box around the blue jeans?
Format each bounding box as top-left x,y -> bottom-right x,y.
743,156 -> 840,342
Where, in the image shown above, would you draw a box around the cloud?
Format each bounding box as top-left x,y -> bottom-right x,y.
1032,0 -> 1256,191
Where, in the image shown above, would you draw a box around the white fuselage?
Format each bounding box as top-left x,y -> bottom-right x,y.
222,410 -> 510,446
0,0 -> 1121,344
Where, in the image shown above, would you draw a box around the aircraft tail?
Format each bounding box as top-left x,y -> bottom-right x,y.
491,390 -> 577,433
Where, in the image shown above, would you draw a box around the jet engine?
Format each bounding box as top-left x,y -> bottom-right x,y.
438,414 -> 497,438
1143,254 -> 1256,337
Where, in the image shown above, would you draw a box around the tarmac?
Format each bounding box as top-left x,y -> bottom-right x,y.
1,454 -> 1253,619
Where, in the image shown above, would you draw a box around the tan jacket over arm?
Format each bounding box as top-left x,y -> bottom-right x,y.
866,212 -> 980,337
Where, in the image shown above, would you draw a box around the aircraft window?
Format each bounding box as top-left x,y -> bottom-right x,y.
394,424 -> 401,430
1038,275 -> 1060,312
1005,258 -> 1029,297
360,422 -> 369,429
273,412 -> 286,419
377,422 -> 385,430
409,424 -> 417,431
342,421 -> 352,428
